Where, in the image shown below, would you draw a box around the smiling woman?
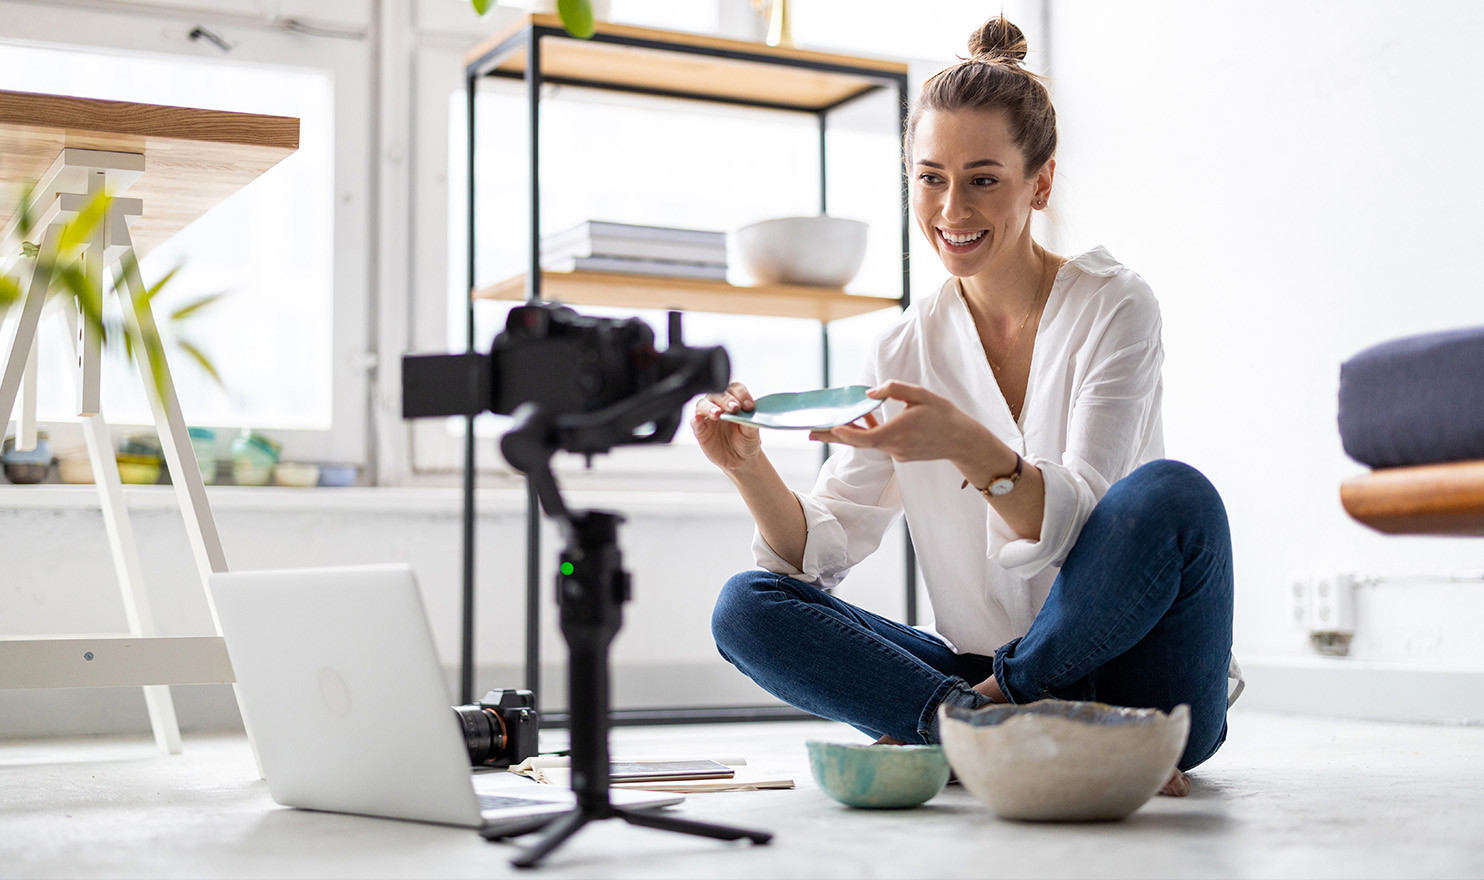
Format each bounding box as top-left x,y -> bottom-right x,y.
698,13 -> 1241,797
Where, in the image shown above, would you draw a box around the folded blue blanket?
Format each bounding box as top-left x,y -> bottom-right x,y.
1338,326 -> 1484,468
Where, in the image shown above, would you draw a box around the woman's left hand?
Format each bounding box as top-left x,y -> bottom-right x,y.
810,380 -> 984,463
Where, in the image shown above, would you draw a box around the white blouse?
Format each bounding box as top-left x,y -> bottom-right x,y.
753,246 -> 1166,656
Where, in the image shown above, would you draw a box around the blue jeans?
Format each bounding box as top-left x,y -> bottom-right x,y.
711,459 -> 1233,771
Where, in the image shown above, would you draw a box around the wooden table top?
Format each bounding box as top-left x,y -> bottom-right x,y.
0,90 -> 299,257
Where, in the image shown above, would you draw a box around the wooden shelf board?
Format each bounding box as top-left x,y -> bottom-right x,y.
473,270 -> 901,323
1340,459 -> 1484,537
0,90 -> 299,257
468,14 -> 907,111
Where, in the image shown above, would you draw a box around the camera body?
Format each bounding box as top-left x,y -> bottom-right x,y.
402,304 -> 728,455
453,688 -> 540,768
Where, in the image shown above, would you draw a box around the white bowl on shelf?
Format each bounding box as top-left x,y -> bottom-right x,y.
733,215 -> 868,288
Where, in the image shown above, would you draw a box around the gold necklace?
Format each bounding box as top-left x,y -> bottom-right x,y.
981,255 -> 1056,373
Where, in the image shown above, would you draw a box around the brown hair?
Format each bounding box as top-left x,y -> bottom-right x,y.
907,15 -> 1058,176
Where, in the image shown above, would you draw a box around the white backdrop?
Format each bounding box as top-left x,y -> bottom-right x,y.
1048,0 -> 1484,664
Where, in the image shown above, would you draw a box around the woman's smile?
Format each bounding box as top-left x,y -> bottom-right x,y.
938,228 -> 988,253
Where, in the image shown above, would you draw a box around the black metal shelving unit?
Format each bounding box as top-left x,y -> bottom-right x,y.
461,14 -> 913,724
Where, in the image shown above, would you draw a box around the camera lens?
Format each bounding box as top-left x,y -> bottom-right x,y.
453,705 -> 505,765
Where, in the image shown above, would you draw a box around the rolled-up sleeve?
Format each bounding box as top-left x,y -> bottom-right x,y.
752,444 -> 902,588
752,346 -> 905,587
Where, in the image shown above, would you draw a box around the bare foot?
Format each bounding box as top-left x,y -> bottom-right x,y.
971,675 -> 1006,703
1158,768 -> 1190,797
874,735 -> 905,745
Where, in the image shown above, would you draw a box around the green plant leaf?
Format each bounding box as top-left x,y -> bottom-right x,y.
175,338 -> 224,389
142,336 -> 168,405
54,262 -> 105,342
470,0 -> 496,16
21,241 -> 39,258
557,0 -> 596,38
57,192 -> 111,253
0,274 -> 21,308
17,182 -> 36,239
169,292 -> 225,322
142,262 -> 183,306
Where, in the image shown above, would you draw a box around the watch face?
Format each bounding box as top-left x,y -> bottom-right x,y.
988,477 -> 1016,496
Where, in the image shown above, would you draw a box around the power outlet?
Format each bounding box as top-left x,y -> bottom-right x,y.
1290,574 -> 1313,630
1290,572 -> 1358,655
1312,572 -> 1357,634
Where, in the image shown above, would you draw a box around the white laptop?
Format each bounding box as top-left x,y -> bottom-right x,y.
209,563 -> 682,831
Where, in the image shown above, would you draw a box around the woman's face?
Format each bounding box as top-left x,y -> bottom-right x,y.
910,108 -> 1052,278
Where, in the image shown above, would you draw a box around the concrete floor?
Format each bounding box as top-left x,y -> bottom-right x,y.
3,709 -> 1483,879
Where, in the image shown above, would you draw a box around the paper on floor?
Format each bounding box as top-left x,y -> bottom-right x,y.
510,755 -> 794,792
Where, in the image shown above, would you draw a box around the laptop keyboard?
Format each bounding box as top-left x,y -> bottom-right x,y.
477,794 -> 553,811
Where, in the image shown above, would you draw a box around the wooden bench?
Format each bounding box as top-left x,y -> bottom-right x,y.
1340,459 -> 1484,536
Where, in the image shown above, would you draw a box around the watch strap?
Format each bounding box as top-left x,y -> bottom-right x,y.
961,453 -> 1023,499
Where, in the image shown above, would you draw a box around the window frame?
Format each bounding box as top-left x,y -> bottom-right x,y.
0,0 -> 374,467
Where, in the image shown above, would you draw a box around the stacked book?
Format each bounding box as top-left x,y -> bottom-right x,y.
540,220 -> 728,281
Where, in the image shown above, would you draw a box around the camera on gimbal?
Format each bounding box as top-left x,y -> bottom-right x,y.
452,688 -> 539,768
403,301 -> 731,781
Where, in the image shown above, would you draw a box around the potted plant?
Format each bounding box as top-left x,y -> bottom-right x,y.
470,0 -> 599,38
0,187 -> 221,412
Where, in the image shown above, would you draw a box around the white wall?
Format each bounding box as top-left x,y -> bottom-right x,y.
1048,0 -> 1484,669
0,483 -> 911,735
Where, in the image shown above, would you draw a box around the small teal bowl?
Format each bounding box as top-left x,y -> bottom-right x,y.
806,740 -> 950,809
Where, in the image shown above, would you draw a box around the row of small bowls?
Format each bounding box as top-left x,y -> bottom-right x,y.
24,429 -> 360,487
67,456 -> 359,487
807,699 -> 1191,821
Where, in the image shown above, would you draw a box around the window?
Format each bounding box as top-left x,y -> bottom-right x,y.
0,1 -> 370,464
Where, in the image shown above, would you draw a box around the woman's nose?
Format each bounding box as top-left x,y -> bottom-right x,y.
942,184 -> 972,221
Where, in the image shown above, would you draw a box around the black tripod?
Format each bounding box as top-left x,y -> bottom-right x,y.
484,389 -> 772,868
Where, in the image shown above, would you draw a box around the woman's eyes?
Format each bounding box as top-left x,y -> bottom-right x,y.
916,173 -> 998,187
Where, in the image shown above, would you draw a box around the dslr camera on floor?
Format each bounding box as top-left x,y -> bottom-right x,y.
453,688 -> 539,768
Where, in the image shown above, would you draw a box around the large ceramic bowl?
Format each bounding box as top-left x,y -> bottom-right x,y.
939,700 -> 1190,822
733,216 -> 868,288
806,740 -> 950,809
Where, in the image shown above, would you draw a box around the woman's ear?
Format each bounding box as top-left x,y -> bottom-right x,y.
1034,158 -> 1056,208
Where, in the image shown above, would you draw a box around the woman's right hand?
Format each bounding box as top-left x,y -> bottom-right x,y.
692,381 -> 763,473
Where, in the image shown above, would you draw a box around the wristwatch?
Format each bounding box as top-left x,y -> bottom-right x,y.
967,454 -> 1023,499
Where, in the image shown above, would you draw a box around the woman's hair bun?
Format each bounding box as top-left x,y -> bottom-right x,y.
968,15 -> 1028,64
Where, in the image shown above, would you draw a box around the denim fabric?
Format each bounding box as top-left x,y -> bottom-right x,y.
711,459 -> 1233,771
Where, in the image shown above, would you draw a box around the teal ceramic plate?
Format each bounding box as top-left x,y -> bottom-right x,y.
719,385 -> 882,431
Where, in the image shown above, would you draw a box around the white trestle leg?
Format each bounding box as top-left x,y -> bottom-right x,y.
0,149 -> 254,763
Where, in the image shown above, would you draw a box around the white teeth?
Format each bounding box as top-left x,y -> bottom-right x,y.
940,229 -> 985,246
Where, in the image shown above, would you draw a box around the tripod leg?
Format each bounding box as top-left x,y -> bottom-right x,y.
479,811 -> 564,842
615,806 -> 773,845
509,809 -> 592,870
